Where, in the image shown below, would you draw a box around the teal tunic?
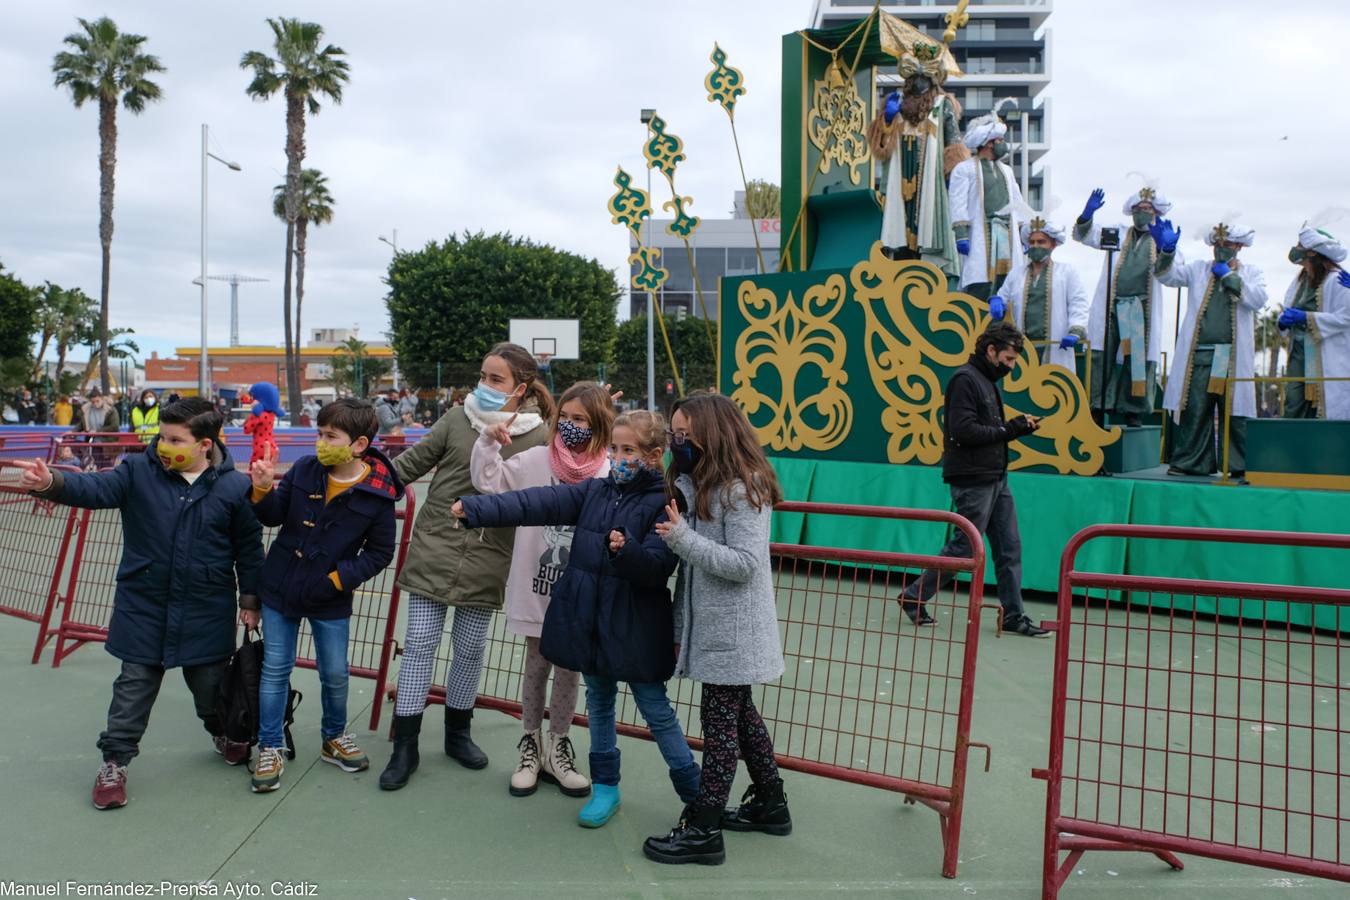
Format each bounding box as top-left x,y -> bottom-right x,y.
1023,267 -> 1050,342
1284,275 -> 1321,418
1090,227 -> 1157,418
1170,278 -> 1244,476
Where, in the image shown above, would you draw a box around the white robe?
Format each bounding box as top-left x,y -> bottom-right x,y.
1072,221 -> 1169,366
1002,258 -> 1090,371
1159,257 -> 1268,421
948,158 -> 1025,289
1284,274 -> 1350,420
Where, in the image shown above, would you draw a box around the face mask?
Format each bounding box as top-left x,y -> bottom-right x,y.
1132,210 -> 1154,230
1288,246 -> 1306,264
908,76 -> 933,95
158,442 -> 202,472
1027,247 -> 1052,263
610,456 -> 644,484
315,440 -> 356,468
1214,246 -> 1237,263
472,382 -> 509,412
993,362 -> 1014,378
671,441 -> 702,475
557,419 -> 592,450
992,141 -> 1009,160
143,396 -> 156,407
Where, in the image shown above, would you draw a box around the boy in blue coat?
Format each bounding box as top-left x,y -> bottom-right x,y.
246,398 -> 404,793
17,398 -> 264,810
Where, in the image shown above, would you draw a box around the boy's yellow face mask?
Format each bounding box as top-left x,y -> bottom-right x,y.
315,440 -> 355,468
158,443 -> 201,471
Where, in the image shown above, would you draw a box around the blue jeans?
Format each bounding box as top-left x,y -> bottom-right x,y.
259,605 -> 350,748
584,675 -> 694,774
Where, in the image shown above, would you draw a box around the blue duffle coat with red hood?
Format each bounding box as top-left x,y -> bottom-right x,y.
250,445 -> 405,619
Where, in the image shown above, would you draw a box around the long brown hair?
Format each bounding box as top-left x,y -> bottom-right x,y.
554,381 -> 615,456
484,342 -> 556,420
666,392 -> 781,521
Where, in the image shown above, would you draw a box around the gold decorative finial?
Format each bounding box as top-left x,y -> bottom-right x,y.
1139,187 -> 1156,201
943,0 -> 972,44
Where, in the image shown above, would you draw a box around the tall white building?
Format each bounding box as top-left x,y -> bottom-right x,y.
810,0 -> 1052,208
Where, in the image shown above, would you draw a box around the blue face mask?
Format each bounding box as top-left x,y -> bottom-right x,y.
473,382 -> 509,412
611,456 -> 645,484
557,419 -> 592,449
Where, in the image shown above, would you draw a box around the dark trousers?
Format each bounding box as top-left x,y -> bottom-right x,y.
694,684 -> 780,811
903,476 -> 1025,622
97,659 -> 226,765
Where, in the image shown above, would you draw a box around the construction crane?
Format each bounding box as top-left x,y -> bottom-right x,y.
207,274 -> 269,346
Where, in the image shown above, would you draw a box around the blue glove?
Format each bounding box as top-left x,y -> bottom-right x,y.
1149,218 -> 1180,254
1059,334 -> 1080,350
883,91 -> 900,125
989,296 -> 1007,321
956,239 -> 971,255
1080,188 -> 1105,222
1339,269 -> 1350,289
1212,261 -> 1231,279
1278,308 -> 1307,329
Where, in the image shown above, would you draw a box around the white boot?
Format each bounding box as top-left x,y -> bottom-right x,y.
541,731 -> 592,798
509,730 -> 541,797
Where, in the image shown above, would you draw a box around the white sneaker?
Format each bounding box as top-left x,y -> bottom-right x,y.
509,730 -> 541,797
541,732 -> 591,798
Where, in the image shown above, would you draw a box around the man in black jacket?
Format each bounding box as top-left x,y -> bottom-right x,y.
900,321 -> 1048,637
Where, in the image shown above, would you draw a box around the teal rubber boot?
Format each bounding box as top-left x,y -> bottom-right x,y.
578,749 -> 620,828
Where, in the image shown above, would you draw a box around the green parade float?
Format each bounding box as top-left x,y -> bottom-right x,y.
607,5 -> 1347,630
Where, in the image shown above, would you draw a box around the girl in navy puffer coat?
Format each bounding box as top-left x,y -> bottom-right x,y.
455,410 -> 699,829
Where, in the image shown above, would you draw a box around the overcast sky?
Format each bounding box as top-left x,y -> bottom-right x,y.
2,0 -> 1346,366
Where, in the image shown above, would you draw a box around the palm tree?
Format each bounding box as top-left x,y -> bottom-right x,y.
52,17 -> 164,394
272,168 -> 335,365
241,18 -> 349,424
31,283 -> 97,383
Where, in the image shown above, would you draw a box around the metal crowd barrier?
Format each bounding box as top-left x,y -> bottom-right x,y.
1035,524 -> 1350,897
383,501 -> 991,879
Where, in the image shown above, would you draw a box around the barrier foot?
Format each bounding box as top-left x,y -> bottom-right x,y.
1153,850 -> 1185,871
1046,849 -> 1085,899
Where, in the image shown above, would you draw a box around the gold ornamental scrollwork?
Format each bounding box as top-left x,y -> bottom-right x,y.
731,276 -> 852,453
851,244 -> 1117,473
807,62 -> 870,187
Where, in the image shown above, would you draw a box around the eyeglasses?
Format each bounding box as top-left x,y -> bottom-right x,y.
665,429 -> 692,447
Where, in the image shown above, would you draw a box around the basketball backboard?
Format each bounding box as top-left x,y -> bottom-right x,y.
509,318 -> 580,360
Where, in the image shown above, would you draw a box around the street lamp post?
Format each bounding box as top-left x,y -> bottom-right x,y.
200,124 -> 241,398
378,231 -> 400,390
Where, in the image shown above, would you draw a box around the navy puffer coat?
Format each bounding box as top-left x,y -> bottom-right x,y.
251,447 -> 405,619
36,440 -> 263,668
459,469 -> 677,683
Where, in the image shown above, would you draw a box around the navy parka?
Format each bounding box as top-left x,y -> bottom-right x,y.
36,440 -> 263,668
459,469 -> 677,683
251,447 -> 405,619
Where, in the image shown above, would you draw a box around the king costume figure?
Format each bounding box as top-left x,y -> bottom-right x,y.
948,110 -> 1026,301
867,40 -> 967,280
1073,184 -> 1171,426
1155,219 -> 1268,477
1278,225 -> 1350,420
988,216 -> 1089,372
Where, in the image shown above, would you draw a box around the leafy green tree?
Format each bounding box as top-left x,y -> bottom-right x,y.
742,179 -> 780,219
78,327 -> 138,391
52,16 -> 164,393
273,167 -> 334,364
329,337 -> 390,397
242,17 -> 350,423
0,264 -> 38,362
386,232 -> 620,392
610,313 -> 718,412
31,282 -> 97,382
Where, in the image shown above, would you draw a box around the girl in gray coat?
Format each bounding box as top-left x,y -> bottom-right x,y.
644,393 -> 790,867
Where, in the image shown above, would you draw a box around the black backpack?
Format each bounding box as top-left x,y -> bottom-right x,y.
215,628 -> 302,760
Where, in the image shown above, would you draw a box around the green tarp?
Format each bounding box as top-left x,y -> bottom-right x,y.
769,457 -> 1349,630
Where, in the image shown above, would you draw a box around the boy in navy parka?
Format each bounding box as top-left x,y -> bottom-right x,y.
246,398 -> 404,793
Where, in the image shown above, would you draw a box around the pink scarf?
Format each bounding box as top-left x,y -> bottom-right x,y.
548,432 -> 606,484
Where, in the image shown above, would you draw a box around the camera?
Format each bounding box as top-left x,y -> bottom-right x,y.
1100,227 -> 1121,251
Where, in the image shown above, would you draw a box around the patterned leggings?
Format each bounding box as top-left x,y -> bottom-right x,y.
394,595 -> 493,715
520,636 -> 578,736
694,683 -> 780,810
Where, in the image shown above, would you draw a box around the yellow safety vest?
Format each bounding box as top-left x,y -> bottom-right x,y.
131,405 -> 160,443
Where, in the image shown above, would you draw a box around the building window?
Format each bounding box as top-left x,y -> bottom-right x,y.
966,20 -> 996,41
965,88 -> 993,109
966,56 -> 995,74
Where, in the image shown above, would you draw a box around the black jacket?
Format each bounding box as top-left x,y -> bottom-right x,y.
251,447 -> 405,619
460,469 -> 678,684
941,354 -> 1032,485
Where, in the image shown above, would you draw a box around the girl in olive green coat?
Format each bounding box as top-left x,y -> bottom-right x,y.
379,344 -> 553,791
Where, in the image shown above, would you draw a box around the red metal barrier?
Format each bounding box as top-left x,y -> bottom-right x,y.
0,461 -> 82,663
386,501 -> 989,878
1035,525 -> 1350,897
44,478 -> 417,709
48,432 -> 148,470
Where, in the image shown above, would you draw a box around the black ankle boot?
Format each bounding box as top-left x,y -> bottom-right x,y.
444,707 -> 488,769
379,713 -> 422,791
642,804 -> 726,866
722,779 -> 792,835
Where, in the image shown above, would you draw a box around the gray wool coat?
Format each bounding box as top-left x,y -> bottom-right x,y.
665,474 -> 785,686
